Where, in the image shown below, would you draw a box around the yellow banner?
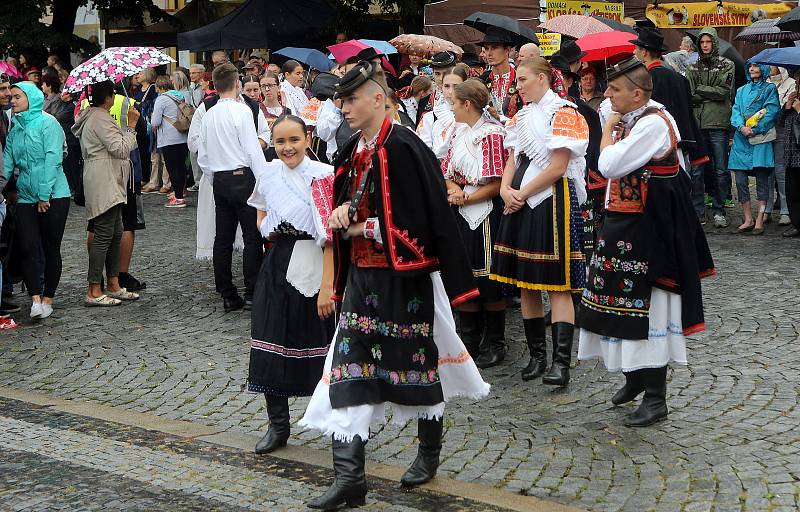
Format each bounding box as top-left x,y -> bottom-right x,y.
646,2 -> 791,29
538,33 -> 562,56
546,1 -> 624,22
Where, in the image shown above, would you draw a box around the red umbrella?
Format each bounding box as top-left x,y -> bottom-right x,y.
577,31 -> 636,62
327,40 -> 370,64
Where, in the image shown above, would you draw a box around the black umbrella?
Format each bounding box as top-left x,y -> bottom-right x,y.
685,29 -> 747,88
777,6 -> 800,33
464,12 -> 539,45
591,15 -> 637,34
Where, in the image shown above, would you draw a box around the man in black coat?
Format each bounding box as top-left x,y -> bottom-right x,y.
633,27 -> 710,220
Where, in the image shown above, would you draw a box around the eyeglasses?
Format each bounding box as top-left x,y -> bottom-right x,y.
261,83 -> 279,89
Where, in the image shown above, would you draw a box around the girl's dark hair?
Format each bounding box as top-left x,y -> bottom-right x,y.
88,80 -> 116,107
443,65 -> 469,82
241,74 -> 260,84
272,114 -> 307,134
281,59 -> 303,75
40,73 -> 61,94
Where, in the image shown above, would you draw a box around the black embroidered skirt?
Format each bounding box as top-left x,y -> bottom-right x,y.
490,176 -> 586,292
247,234 -> 335,397
452,198 -> 504,304
329,266 -> 444,409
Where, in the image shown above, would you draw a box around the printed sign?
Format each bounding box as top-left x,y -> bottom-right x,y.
646,2 -> 790,28
538,33 -> 562,56
546,1 -> 625,22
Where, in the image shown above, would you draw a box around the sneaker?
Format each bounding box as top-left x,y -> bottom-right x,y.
165,197 -> 187,208
186,184 -> 199,193
30,302 -> 43,319
779,214 -> 792,226
724,199 -> 736,209
0,300 -> 21,315
704,194 -> 713,207
713,214 -> 729,228
0,316 -> 18,329
39,303 -> 53,319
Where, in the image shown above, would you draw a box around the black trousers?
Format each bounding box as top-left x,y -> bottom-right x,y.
212,169 -> 263,300
15,198 -> 70,297
786,167 -> 800,229
64,142 -> 83,194
161,143 -> 188,199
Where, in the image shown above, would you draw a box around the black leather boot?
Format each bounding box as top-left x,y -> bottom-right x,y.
400,417 -> 443,487
542,322 -> 574,386
624,366 -> 669,427
611,370 -> 645,406
474,310 -> 507,369
255,395 -> 290,454
458,311 -> 484,358
521,317 -> 547,381
308,436 -> 368,509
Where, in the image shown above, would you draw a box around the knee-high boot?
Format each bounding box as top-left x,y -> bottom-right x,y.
542,322 -> 574,386
611,369 -> 646,406
400,417 -> 443,487
307,436 -> 368,510
474,310 -> 507,369
624,366 -> 669,427
458,311 -> 484,358
255,394 -> 290,454
521,317 -> 547,381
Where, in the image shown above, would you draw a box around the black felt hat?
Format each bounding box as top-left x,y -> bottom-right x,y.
334,61 -> 379,99
606,56 -> 646,82
430,51 -> 457,69
480,26 -> 518,46
311,72 -> 338,100
554,40 -> 587,64
630,27 -> 670,53
461,52 -> 483,67
356,47 -> 383,62
550,55 -> 580,81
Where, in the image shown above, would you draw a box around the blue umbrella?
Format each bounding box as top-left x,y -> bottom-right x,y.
274,47 -> 334,71
751,47 -> 800,69
358,39 -> 397,55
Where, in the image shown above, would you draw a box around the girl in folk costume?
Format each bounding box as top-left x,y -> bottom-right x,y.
260,71 -> 292,125
440,78 -> 509,368
490,57 -> 589,385
246,115 -> 337,454
417,64 -> 469,159
280,60 -> 310,118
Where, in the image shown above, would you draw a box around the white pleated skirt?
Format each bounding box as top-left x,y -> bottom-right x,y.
299,272 -> 491,442
578,289 -> 688,373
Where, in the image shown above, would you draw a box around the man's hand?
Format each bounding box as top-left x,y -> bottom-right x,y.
37,200 -> 50,213
328,202 -> 352,231
604,112 -> 622,132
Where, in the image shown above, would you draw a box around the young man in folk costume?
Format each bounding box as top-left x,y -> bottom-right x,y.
300,61 -> 490,509
577,58 -> 715,427
414,51 -> 457,127
479,27 -> 522,119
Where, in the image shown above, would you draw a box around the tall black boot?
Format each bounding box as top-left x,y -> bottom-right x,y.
624,366 -> 669,427
308,436 -> 368,510
474,310 -> 507,369
255,395 -> 290,454
521,317 -> 547,381
400,417 -> 443,487
611,369 -> 646,406
542,322 -> 574,386
458,311 -> 484,358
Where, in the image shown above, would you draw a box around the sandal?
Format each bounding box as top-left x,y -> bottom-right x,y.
106,288 -> 140,301
737,223 -> 754,233
85,295 -> 122,307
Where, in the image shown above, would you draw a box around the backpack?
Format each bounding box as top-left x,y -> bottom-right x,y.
165,95 -> 195,133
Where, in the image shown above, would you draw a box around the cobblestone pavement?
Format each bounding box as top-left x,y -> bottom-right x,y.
1,193 -> 800,511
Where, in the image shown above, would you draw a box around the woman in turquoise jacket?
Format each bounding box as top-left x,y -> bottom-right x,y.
3,81 -> 71,320
729,61 -> 780,235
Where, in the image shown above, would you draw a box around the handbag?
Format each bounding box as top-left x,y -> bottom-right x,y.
748,127 -> 776,145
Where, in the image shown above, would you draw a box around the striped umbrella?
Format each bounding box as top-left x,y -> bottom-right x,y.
539,15 -> 614,40
735,18 -> 800,43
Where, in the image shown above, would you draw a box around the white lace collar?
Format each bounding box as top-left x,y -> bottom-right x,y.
515,89 -> 574,165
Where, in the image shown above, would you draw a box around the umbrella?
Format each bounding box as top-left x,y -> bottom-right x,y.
327,40 -> 370,63
359,39 -> 397,55
464,11 -> 539,45
751,47 -> 800,68
685,30 -> 747,88
735,18 -> 800,44
777,6 -> 800,33
539,15 -> 614,40
274,47 -> 334,71
64,46 -> 174,94
577,31 -> 636,62
0,62 -> 22,79
389,34 -> 463,58
591,15 -> 637,34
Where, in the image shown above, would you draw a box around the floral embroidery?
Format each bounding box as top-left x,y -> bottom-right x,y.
338,337 -> 351,355
616,241 -> 632,254
411,348 -> 427,365
339,312 -> 431,338
328,363 -> 440,386
596,238 -> 606,249
407,297 -> 422,314
371,344 -> 383,361
589,253 -> 648,275
593,275 -> 605,290
365,293 -> 379,308
582,289 -> 650,316
620,278 -> 634,293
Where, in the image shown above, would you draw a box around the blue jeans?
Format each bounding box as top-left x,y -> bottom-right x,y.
703,129 -> 730,215
685,152 -> 706,218
735,167 -> 773,204
0,200 -> 6,297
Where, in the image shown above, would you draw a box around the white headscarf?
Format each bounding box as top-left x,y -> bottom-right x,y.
770,67 -> 796,107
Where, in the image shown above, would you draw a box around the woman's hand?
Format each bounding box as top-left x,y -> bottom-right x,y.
740,126 -> 753,137
317,285 -> 336,319
500,185 -> 524,214
447,186 -> 466,206
37,200 -> 50,213
328,202 -> 352,231
126,107 -> 140,129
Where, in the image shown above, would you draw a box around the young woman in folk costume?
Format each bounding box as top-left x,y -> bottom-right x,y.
490,57 -> 589,386
246,115 -> 337,454
417,64 -> 469,159
280,60 -> 310,117
440,78 -> 509,368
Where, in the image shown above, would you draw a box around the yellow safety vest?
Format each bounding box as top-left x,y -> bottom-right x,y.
79,94 -> 130,129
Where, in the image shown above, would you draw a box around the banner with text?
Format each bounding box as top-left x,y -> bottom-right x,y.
546,1 -> 624,21
646,2 -> 791,29
538,33 -> 562,56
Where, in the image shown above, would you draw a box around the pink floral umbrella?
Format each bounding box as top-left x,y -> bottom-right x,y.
64,46 -> 175,93
0,62 -> 22,79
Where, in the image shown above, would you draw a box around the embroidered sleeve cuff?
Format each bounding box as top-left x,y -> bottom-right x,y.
363,217 -> 382,244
